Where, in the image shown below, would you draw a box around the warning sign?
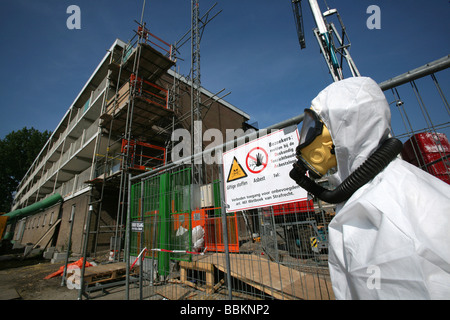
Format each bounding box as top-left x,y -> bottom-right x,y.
310,237 -> 318,248
227,157 -> 248,182
131,221 -> 144,232
246,147 -> 268,174
222,127 -> 308,212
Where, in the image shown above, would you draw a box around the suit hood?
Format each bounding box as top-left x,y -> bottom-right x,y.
310,77 -> 392,186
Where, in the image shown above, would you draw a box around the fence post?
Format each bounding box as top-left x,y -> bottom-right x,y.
218,165 -> 233,300
125,173 -> 132,300
139,180 -> 144,299
78,204 -> 93,300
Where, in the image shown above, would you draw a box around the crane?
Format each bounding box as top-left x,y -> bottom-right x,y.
291,0 -> 360,82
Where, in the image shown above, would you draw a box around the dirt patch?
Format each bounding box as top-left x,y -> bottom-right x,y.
0,255 -> 80,300
0,249 -> 133,300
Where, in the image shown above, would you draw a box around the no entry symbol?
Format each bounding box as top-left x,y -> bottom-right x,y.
246,147 -> 268,174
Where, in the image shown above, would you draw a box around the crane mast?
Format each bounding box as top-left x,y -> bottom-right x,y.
291,0 -> 306,49
291,0 -> 360,82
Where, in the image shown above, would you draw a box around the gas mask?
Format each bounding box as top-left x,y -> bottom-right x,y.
290,109 -> 403,204
296,108 -> 337,179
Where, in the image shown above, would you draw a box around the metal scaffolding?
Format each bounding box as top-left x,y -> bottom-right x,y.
76,19 -> 176,298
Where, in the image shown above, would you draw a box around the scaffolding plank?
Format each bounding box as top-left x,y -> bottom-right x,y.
121,43 -> 174,83
179,260 -> 215,294
100,89 -> 173,141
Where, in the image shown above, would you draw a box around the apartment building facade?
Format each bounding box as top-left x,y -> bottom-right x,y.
6,29 -> 251,258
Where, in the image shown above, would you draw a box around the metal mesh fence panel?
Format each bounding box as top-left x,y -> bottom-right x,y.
126,161 -> 335,300
124,58 -> 448,301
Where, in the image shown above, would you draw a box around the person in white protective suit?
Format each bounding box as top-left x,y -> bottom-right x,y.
289,76 -> 450,299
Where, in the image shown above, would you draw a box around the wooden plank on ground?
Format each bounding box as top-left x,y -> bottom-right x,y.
200,253 -> 334,300
84,262 -> 127,275
83,262 -> 129,285
23,219 -> 61,257
156,284 -> 192,300
0,288 -> 21,300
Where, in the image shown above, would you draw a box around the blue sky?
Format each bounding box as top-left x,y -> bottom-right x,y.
0,0 -> 449,140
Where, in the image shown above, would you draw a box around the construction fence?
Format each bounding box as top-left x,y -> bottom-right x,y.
120,55 -> 449,301
125,160 -> 334,300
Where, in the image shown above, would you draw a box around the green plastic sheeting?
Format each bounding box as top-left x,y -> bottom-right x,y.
158,172 -> 170,276
130,168 -> 193,277
4,193 -> 63,223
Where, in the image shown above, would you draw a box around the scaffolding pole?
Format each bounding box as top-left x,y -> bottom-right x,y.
379,55 -> 450,91
191,0 -> 203,185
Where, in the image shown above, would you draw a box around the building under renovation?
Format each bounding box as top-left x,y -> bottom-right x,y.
4,24 -> 251,260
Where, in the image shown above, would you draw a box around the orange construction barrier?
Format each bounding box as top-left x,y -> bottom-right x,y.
44,258 -> 93,279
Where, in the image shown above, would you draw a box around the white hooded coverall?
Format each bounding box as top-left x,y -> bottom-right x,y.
310,77 -> 450,299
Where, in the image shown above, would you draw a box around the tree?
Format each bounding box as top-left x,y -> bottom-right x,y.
0,127 -> 51,212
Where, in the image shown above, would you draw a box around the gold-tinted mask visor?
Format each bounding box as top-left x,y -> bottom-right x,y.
297,109 -> 337,178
